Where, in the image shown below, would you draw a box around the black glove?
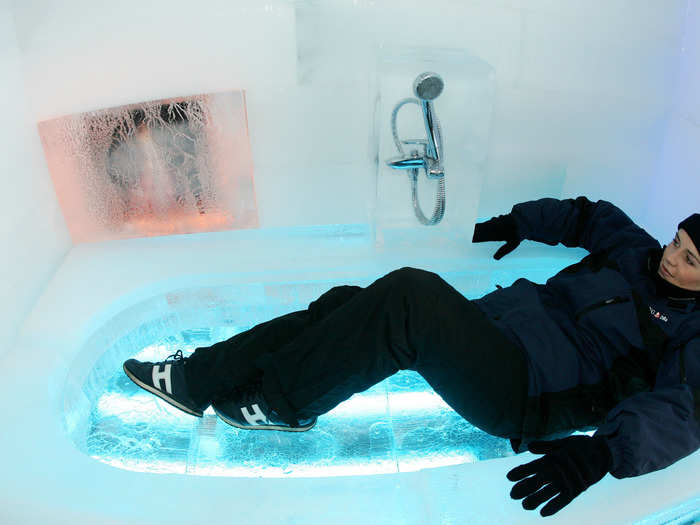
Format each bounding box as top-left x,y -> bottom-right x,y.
472,214 -> 521,260
507,435 -> 612,517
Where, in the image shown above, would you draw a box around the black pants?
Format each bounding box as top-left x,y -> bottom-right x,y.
185,267 -> 529,439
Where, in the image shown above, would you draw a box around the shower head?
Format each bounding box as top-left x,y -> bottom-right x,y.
413,72 -> 444,101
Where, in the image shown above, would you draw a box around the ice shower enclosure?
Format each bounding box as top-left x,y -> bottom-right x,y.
37,91 -> 258,243
373,47 -> 496,248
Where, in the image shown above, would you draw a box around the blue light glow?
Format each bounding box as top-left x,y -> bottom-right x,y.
69,262 -> 583,479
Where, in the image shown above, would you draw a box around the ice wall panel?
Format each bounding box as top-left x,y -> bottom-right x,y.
38,92 -> 258,243
676,1 -> 700,124
479,84 -> 666,217
0,2 -> 71,358
515,0 -> 686,37
12,1 -> 297,119
246,85 -> 375,227
643,1 -> 700,239
293,1 -> 510,231
11,0 -> 688,235
374,47 -> 494,235
519,9 -> 682,100
646,110 -> 700,241
295,2 -> 520,86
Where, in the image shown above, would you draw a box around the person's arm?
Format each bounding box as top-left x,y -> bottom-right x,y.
509,338 -> 700,516
509,196 -> 657,255
508,381 -> 700,517
595,384 -> 700,478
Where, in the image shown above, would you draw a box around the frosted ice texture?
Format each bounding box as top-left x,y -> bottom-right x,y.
70,275 -> 520,478
38,92 -> 258,243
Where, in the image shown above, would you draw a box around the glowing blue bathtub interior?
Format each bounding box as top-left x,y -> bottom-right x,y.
69,275 -> 524,479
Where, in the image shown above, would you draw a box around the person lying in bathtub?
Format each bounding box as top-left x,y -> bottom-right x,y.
124,196 -> 700,518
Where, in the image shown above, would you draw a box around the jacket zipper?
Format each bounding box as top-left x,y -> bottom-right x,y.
575,296 -> 630,322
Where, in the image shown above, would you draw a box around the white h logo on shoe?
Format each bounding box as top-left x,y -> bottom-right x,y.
241,404 -> 269,425
152,364 -> 172,394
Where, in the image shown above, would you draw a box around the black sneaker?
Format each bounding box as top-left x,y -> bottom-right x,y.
212,384 -> 316,432
123,350 -> 205,417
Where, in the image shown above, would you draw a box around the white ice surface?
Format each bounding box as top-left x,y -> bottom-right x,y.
1,226 -> 699,524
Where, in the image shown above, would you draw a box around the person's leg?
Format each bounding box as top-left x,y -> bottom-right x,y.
183,284 -> 363,408
256,267 -> 528,438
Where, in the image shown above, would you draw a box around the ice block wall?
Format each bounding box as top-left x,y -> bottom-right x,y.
0,1 -> 71,359
2,0 -> 693,349
645,1 -> 700,239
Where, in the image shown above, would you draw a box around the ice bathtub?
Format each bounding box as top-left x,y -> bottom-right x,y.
2,224 -> 699,524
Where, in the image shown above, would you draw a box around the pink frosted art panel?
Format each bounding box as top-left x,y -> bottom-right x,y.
38,92 -> 258,243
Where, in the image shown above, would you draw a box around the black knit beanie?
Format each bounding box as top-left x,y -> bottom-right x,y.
679,214 -> 700,252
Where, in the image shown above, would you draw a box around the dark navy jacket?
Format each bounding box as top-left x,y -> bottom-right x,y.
472,196 -> 700,479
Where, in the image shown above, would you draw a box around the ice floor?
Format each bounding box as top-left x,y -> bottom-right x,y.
2,224 -> 700,524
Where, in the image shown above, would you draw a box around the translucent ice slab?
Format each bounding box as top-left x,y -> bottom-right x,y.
69,284 -> 519,478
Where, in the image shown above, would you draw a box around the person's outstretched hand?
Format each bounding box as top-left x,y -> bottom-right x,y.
507,435 -> 612,517
472,214 -> 521,259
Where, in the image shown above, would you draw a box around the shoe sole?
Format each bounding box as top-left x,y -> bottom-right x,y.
213,405 -> 316,432
123,363 -> 203,418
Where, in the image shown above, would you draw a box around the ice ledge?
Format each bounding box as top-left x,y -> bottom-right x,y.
19,222 -> 585,345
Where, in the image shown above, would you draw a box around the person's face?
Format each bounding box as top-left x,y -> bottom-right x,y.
659,228 -> 700,292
